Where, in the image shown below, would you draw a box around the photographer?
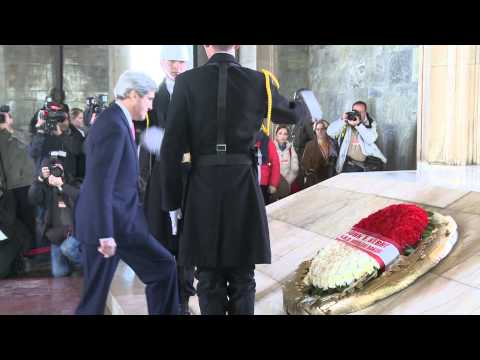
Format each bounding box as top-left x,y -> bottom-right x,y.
28,101 -> 83,179
70,108 -> 87,179
84,95 -> 108,128
28,158 -> 82,277
327,101 -> 387,174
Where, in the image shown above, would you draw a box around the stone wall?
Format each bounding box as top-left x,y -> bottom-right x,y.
275,45 -> 310,100
0,45 -> 59,131
63,45 -> 109,111
0,45 -> 110,131
308,45 -> 419,170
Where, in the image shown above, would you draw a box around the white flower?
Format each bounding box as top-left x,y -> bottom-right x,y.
304,242 -> 380,291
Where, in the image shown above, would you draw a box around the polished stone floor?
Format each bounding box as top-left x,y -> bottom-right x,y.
107,163 -> 480,315
0,275 -> 83,315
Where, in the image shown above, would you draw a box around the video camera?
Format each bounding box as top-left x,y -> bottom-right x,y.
0,105 -> 10,124
38,97 -> 68,135
84,94 -> 108,126
86,94 -> 108,115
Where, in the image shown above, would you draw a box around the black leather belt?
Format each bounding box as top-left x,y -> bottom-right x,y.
195,153 -> 252,167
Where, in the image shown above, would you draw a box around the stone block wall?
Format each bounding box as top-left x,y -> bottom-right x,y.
63,45 -> 109,111
0,45 -> 58,131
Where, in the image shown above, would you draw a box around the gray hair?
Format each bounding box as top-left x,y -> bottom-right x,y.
114,71 -> 157,99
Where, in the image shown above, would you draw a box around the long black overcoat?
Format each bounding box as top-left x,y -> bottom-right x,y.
159,53 -> 307,267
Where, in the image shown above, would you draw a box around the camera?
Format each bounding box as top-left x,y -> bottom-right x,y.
47,154 -> 65,178
38,98 -> 68,135
49,163 -> 64,178
85,94 -> 108,126
0,105 -> 10,124
86,94 -> 108,114
345,110 -> 361,122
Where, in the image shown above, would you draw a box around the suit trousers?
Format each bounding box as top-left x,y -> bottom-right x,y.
195,266 -> 256,315
76,234 -> 179,315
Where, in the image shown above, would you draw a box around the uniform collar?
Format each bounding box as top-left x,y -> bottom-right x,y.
206,52 -> 239,65
165,77 -> 175,95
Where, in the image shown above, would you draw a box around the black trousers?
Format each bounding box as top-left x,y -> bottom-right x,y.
76,234 -> 179,315
174,257 -> 196,303
196,266 -> 256,315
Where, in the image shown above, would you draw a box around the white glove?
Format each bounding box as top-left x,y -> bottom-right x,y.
169,209 -> 182,235
141,126 -> 165,156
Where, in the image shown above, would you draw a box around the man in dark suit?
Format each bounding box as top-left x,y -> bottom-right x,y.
159,45 -> 307,315
140,45 -> 196,315
74,71 -> 179,315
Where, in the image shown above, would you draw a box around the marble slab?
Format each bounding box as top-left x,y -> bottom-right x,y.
268,219 -> 332,262
447,192 -> 480,215
353,273 -> 480,315
321,173 -> 469,208
254,284 -> 285,315
429,211 -> 480,275
257,237 -> 327,284
438,253 -> 480,289
106,169 -> 480,315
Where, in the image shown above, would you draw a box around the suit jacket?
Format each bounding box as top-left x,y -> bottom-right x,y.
74,103 -> 148,245
159,53 -> 308,267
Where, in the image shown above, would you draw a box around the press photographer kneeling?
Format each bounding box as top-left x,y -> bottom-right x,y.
28,157 -> 82,277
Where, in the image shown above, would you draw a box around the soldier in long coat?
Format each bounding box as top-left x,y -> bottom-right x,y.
158,45 -> 308,315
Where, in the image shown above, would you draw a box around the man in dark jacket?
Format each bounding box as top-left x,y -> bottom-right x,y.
159,45 -> 308,315
0,109 -> 36,245
0,175 -> 31,278
139,45 -> 195,314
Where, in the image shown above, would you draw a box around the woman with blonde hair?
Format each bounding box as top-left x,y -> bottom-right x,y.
301,120 -> 337,188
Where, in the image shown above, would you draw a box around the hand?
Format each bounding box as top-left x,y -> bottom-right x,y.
98,238 -> 117,258
35,114 -> 46,128
169,209 -> 182,235
41,167 -> 50,179
269,185 -> 277,194
48,175 -> 63,188
90,113 -> 97,125
53,124 -> 63,136
342,112 -> 349,122
347,117 -> 361,127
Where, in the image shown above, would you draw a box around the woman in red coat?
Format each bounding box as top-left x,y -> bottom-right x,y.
255,131 -> 280,205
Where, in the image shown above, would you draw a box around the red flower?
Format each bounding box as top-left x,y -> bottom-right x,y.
353,204 -> 429,253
